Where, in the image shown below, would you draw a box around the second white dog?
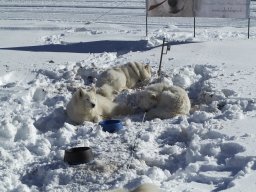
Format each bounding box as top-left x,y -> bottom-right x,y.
137,82 -> 191,120
96,62 -> 152,100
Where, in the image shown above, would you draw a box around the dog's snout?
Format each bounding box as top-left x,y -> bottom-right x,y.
168,0 -> 178,7
91,103 -> 95,108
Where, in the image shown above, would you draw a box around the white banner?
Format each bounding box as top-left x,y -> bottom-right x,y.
147,0 -> 250,18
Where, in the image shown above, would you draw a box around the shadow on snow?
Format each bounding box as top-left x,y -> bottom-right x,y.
0,40 -> 198,54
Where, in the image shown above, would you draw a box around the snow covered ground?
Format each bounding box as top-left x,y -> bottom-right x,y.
1,0 -> 256,191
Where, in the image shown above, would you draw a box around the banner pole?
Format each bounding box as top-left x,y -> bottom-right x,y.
194,17 -> 196,37
248,17 -> 250,39
247,0 -> 251,39
146,0 -> 148,37
146,13 -> 148,37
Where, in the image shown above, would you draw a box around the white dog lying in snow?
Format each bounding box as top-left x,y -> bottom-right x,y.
137,82 -> 191,120
66,87 -> 132,124
96,62 -> 152,100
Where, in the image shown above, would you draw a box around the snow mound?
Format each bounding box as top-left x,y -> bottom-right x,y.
1,55 -> 256,191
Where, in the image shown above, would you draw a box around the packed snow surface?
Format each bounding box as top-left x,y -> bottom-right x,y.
0,0 -> 256,191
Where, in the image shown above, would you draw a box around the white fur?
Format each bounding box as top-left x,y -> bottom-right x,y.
96,62 -> 152,100
106,183 -> 160,192
148,0 -> 194,17
131,183 -> 160,192
137,82 -> 191,120
66,87 -> 131,124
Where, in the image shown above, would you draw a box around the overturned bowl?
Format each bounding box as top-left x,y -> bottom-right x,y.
64,147 -> 93,165
99,119 -> 123,133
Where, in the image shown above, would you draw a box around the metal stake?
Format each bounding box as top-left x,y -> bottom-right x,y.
158,38 -> 165,76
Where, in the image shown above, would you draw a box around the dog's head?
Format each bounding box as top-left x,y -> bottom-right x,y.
168,0 -> 186,14
144,64 -> 152,76
138,90 -> 159,111
139,64 -> 152,84
75,87 -> 97,110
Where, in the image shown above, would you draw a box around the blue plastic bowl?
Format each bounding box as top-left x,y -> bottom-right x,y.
99,120 -> 123,133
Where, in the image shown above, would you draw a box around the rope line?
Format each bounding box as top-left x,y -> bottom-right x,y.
91,0 -> 127,23
126,112 -> 147,170
100,112 -> 147,189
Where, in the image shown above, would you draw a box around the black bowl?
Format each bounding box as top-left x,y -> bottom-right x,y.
64,147 -> 93,165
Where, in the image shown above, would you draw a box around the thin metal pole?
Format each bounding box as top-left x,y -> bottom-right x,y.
158,38 -> 165,76
146,0 -> 148,37
247,0 -> 251,39
248,17 -> 250,39
146,13 -> 148,36
194,17 -> 196,38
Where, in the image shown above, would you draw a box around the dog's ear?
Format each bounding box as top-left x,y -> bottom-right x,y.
78,88 -> 84,98
150,92 -> 157,100
89,86 -> 96,93
144,64 -> 151,72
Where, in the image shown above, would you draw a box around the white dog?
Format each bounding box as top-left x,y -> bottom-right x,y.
66,87 -> 132,124
96,62 -> 152,100
148,0 -> 194,17
137,82 -> 191,120
107,183 -> 160,192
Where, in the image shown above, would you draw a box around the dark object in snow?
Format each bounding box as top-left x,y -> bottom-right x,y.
64,147 -> 94,165
99,119 -> 123,133
217,101 -> 226,110
87,76 -> 94,84
48,60 -> 54,63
